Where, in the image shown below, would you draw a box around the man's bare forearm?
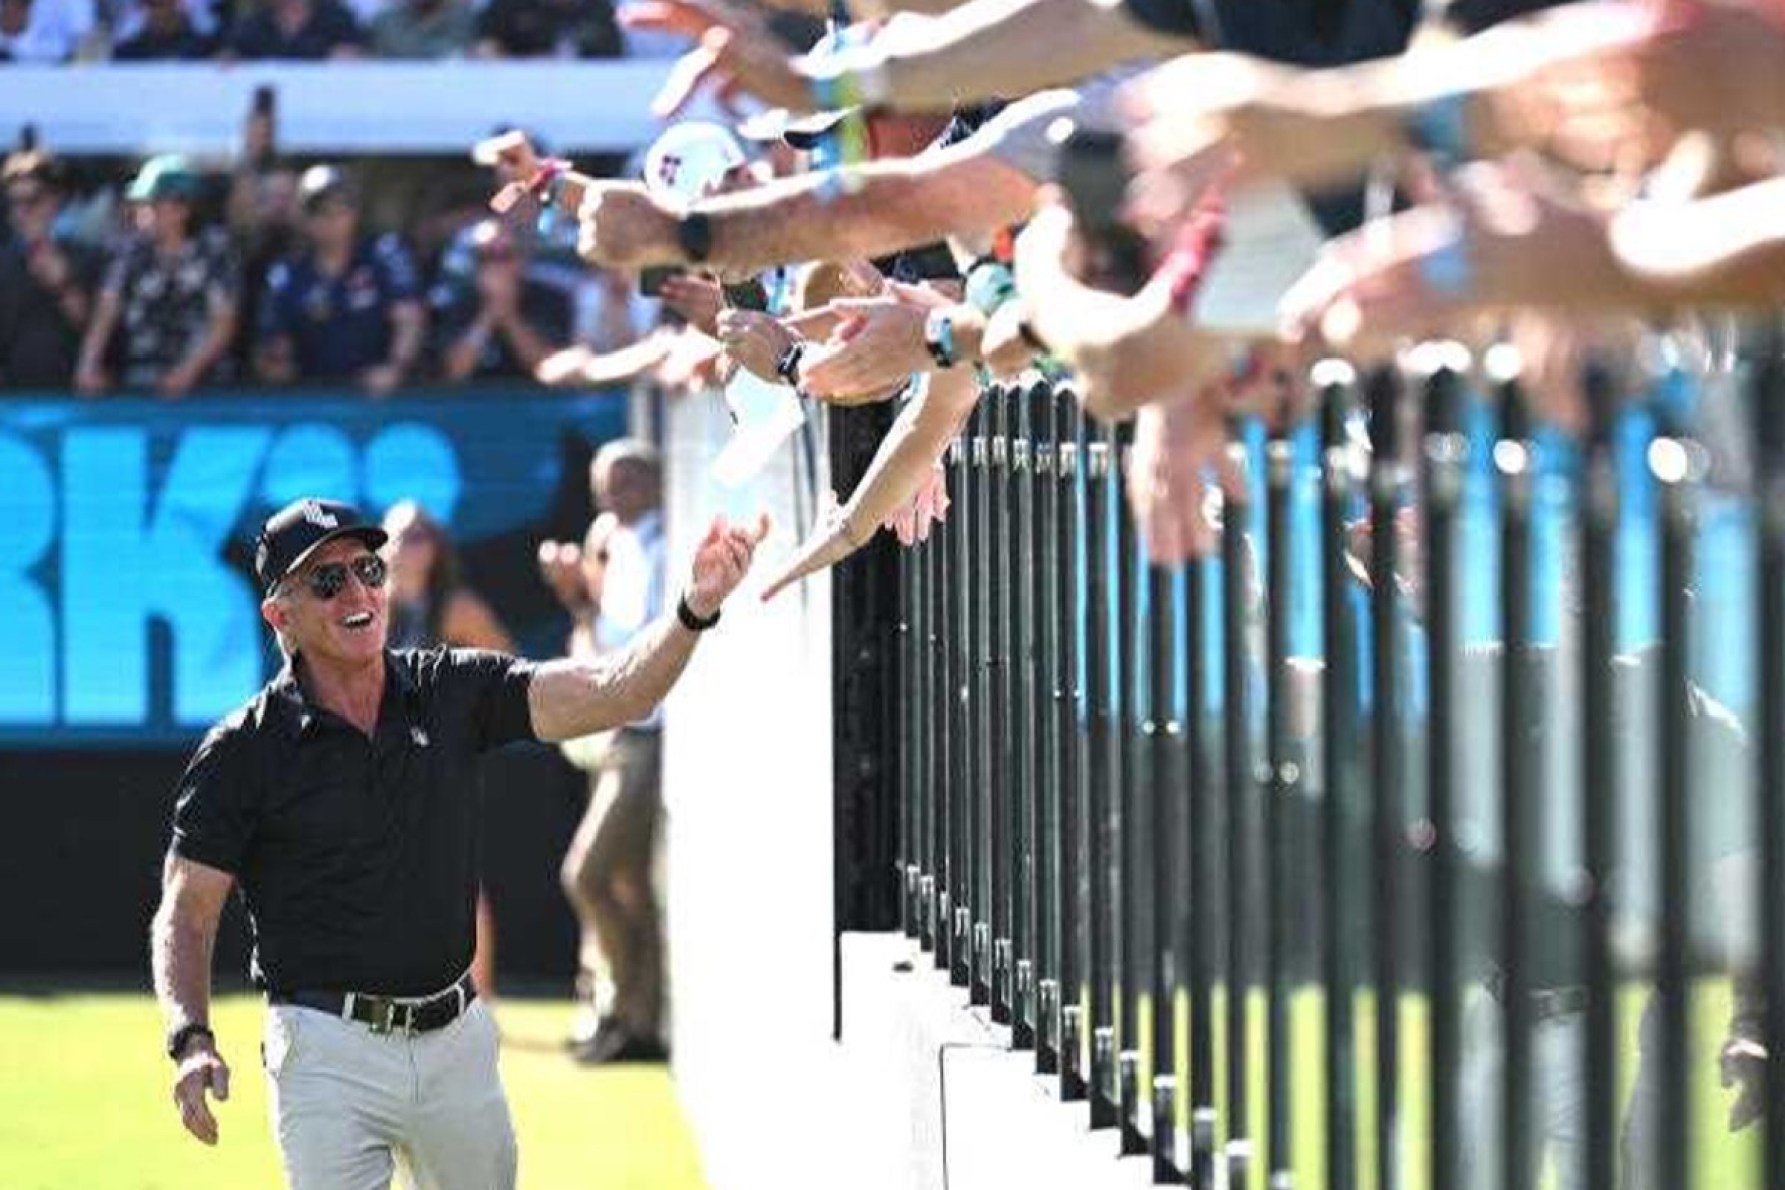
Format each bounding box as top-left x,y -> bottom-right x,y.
844,368 -> 979,529
868,0 -> 1184,109
529,615 -> 700,741
704,150 -> 1037,274
150,872 -> 222,1036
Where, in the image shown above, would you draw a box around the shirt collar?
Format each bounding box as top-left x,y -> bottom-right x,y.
270,649 -> 417,738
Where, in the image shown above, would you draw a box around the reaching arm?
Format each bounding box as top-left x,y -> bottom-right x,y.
527,513 -> 768,740
815,0 -> 1187,111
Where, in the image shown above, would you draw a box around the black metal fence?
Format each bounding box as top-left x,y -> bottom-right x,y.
886,328 -> 1785,1189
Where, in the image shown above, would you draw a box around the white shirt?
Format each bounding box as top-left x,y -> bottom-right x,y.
0,0 -> 95,61
594,509 -> 667,728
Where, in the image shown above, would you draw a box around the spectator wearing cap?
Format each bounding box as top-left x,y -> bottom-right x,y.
225,0 -> 364,58
112,0 -> 215,58
256,165 -> 424,396
432,218 -> 574,383
472,0 -> 620,59
369,0 -> 473,58
77,155 -> 238,397
0,0 -> 96,61
0,150 -> 100,390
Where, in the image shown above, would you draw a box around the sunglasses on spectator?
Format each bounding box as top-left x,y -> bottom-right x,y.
289,554 -> 388,601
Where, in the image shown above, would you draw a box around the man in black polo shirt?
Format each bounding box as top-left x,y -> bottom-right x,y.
149,496 -> 765,1188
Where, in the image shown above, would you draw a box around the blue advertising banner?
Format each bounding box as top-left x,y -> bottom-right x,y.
0,389 -> 627,746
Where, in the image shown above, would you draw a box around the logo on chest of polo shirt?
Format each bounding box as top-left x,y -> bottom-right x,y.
410,725 -> 430,748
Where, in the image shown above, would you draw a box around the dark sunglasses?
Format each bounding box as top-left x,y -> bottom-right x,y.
291,553 -> 387,600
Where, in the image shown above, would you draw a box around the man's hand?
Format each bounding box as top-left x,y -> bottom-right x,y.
686,512 -> 771,617
800,289 -> 938,402
158,361 -> 203,399
660,273 -> 725,335
1126,386 -> 1227,564
171,1039 -> 230,1146
715,308 -> 796,381
538,539 -> 591,611
74,358 -> 109,397
476,130 -> 543,214
885,461 -> 950,546
360,362 -> 404,398
1722,1035 -> 1767,1133
621,0 -> 810,117
759,492 -> 863,602
575,185 -> 679,270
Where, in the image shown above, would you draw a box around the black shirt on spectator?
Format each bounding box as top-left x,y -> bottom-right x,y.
429,273 -> 575,381
0,233 -> 100,389
102,227 -> 240,389
169,648 -> 539,996
114,18 -> 216,59
228,0 -> 365,59
474,0 -> 622,58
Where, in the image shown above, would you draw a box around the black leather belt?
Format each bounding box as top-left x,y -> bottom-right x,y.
270,973 -> 476,1036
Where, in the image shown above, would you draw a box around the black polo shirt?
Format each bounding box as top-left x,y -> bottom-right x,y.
169,648 -> 538,996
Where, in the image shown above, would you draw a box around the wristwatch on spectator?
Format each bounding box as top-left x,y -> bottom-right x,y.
922,309 -> 958,369
676,212 -> 713,264
775,341 -> 806,389
676,592 -> 721,632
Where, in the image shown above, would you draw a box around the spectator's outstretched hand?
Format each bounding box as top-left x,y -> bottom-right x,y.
716,308 -> 796,381
885,461 -> 950,546
622,0 -> 809,117
476,131 -> 542,214
687,511 -> 772,617
1126,386 -> 1229,564
1278,161 -> 1626,351
799,284 -> 946,403
759,491 -> 865,602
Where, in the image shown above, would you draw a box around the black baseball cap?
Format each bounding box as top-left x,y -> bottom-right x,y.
255,498 -> 388,596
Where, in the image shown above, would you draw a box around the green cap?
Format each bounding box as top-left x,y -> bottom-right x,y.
125,154 -> 204,203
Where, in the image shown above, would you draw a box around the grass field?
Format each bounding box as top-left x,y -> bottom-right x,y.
0,992 -> 709,1190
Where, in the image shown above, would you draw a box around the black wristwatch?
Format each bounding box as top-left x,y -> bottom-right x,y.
167,1021 -> 214,1062
676,592 -> 721,632
776,340 -> 806,388
676,211 -> 713,264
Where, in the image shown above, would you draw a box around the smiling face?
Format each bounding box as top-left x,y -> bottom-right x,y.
261,535 -> 390,668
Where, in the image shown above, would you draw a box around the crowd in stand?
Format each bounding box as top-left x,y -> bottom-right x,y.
0,140 -> 670,394
0,0 -> 709,62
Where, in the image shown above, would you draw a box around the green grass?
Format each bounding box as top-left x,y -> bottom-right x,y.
1113,976 -> 1760,1189
0,992 -> 709,1190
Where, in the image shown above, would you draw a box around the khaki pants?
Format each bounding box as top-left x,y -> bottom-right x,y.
561,728 -> 664,1036
263,997 -> 515,1190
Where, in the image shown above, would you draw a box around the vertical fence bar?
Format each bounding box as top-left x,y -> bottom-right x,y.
1754,325 -> 1785,1190
1036,381 -> 1062,1075
989,389 -> 1013,1021
1012,386 -> 1038,1049
1223,432 -> 1256,1190
1187,544 -> 1218,1190
1494,364 -> 1535,1190
970,401 -> 992,1004
1265,430 -> 1297,1190
932,436 -> 953,972
1087,423 -> 1119,1128
1578,357 -> 1620,1190
1118,419 -> 1147,1157
1419,348 -> 1466,1190
949,424 -> 972,987
899,516 -> 917,939
1060,390 -> 1089,1101
1363,363 -> 1404,1190
1654,430 -> 1695,1190
1151,555 -> 1182,1184
1318,362 -> 1359,1190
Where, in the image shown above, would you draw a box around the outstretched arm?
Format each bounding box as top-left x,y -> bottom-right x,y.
528,514 -> 769,741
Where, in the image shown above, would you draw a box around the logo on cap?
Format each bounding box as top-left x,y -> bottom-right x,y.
302,500 -> 340,531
